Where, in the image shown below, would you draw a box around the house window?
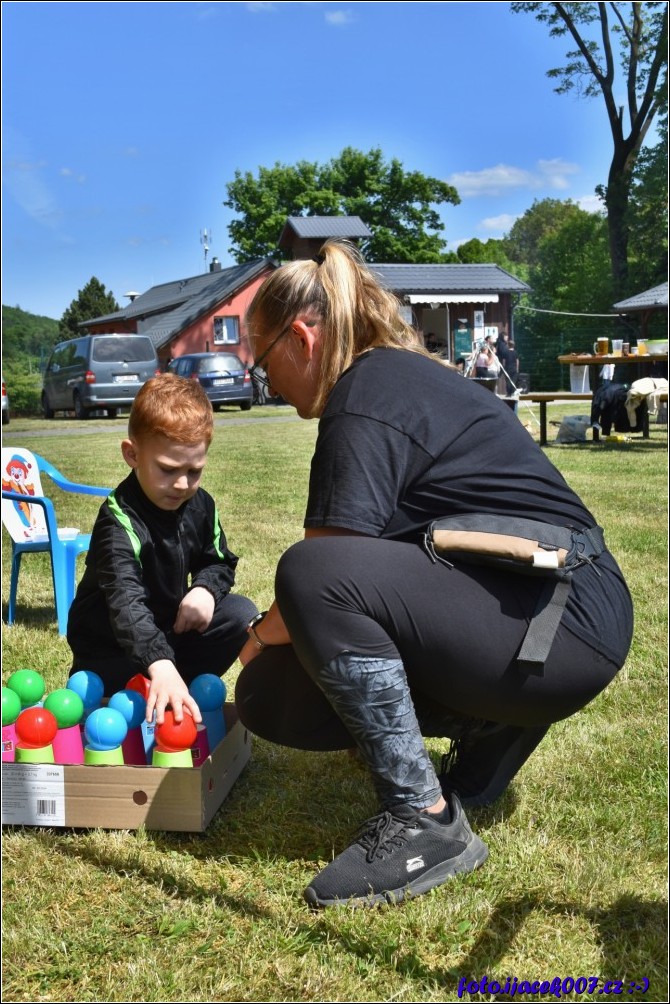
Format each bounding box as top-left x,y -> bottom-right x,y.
213,316 -> 240,345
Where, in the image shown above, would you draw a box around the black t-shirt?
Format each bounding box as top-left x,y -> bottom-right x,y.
304,348 -> 633,664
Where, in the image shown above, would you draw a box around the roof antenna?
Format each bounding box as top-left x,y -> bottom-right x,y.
200,228 -> 212,271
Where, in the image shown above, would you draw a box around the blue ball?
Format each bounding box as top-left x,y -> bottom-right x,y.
84,708 -> 128,751
67,670 -> 105,710
188,673 -> 226,711
108,689 -> 146,730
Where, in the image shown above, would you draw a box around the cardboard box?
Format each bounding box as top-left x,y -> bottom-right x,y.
1,704 -> 250,832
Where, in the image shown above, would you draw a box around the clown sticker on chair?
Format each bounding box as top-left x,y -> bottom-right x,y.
2,453 -> 40,537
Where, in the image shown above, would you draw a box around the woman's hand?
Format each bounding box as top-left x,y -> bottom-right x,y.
239,601 -> 290,665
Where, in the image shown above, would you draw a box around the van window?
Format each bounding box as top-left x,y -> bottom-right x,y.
91,336 -> 155,363
51,340 -> 86,369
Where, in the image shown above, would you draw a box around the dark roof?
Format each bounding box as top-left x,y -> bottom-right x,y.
612,282 -> 668,313
370,263 -> 531,295
278,215 -> 372,248
82,255 -> 529,353
83,259 -> 274,350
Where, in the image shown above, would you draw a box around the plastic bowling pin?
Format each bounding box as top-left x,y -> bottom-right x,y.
108,689 -> 147,766
83,708 -> 128,765
2,686 -> 22,762
67,670 -> 105,723
7,669 -> 46,709
15,707 -> 58,763
190,724 -> 210,768
44,689 -> 85,764
152,711 -> 196,768
188,674 -> 226,750
126,673 -> 156,762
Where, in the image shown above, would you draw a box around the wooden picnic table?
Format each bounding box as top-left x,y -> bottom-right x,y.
557,353 -> 668,442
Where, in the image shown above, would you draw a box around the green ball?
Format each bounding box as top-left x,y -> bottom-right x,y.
44,689 -> 84,729
2,686 -> 22,727
7,669 -> 45,707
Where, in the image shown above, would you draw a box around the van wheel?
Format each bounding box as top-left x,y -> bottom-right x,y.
240,400 -> 252,411
42,394 -> 55,419
107,408 -> 118,419
73,393 -> 89,420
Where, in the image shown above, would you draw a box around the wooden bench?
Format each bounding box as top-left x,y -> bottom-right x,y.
518,393 -> 592,445
517,391 -> 668,445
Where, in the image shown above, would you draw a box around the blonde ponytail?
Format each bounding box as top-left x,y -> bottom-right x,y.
247,239 -> 432,414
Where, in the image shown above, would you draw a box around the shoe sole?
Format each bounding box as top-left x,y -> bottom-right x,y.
303,833 -> 488,909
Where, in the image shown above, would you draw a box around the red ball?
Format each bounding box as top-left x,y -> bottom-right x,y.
155,710 -> 197,752
126,673 -> 151,700
15,707 -> 58,748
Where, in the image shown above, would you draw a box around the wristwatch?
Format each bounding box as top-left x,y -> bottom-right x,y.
247,611 -> 269,650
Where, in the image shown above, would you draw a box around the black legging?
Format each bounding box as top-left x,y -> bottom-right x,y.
236,536 -> 622,751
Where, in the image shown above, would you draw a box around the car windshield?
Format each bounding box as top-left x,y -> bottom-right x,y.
197,356 -> 243,374
92,337 -> 155,363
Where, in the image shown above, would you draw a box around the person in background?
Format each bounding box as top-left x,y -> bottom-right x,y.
506,339 -> 520,394
235,239 -> 633,909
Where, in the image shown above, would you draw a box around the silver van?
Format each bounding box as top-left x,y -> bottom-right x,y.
42,334 -> 159,419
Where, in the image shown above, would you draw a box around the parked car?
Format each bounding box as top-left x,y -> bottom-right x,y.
42,334 -> 159,419
168,352 -> 253,411
2,375 -> 9,424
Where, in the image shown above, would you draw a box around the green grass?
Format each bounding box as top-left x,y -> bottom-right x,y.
2,408 -> 668,1003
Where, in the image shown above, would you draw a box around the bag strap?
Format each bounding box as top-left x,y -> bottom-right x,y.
517,577 -> 573,674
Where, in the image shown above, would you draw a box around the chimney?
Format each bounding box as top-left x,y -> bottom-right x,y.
209,257 -> 222,272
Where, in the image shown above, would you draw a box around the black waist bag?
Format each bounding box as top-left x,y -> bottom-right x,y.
423,515 -> 606,673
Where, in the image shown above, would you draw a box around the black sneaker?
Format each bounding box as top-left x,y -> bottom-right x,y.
440,723 -> 550,808
303,792 -> 488,908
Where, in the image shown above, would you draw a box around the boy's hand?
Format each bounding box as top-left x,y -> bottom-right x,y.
146,660 -> 202,725
174,586 -> 215,634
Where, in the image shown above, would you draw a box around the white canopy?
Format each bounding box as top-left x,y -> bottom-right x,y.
406,294 -> 500,305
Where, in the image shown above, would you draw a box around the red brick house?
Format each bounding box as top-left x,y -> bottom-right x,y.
83,217 -> 530,366
83,257 -> 275,369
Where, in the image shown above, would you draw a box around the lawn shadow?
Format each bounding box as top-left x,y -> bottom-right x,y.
31,828 -> 275,923
1,600 -> 60,632
291,893 -> 666,1000
444,893 -> 667,998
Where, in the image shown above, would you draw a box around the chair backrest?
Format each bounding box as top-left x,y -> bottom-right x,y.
1,447 -> 49,542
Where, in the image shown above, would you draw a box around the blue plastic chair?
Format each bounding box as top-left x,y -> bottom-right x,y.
2,448 -> 111,634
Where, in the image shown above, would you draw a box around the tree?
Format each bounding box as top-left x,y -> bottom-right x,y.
511,2 -> 668,299
626,112 -> 668,291
59,277 -> 120,339
224,147 -> 460,263
505,198 -> 585,266
514,208 -> 614,388
456,236 -> 526,278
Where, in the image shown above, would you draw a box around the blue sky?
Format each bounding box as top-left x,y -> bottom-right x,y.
2,0 -> 631,320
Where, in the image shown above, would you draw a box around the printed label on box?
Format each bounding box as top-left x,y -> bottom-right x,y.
1,763 -> 66,826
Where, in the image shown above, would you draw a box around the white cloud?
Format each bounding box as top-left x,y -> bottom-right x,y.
3,129 -> 62,228
481,213 -> 519,232
60,166 -> 87,183
325,10 -> 355,26
447,159 -> 580,197
537,157 -> 579,190
576,193 -> 605,214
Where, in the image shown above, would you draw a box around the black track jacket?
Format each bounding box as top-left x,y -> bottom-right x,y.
67,470 -> 238,672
